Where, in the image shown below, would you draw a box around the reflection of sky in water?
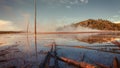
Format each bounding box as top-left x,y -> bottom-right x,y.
0,33 -> 120,68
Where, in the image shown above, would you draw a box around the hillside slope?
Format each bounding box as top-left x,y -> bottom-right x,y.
72,19 -> 120,31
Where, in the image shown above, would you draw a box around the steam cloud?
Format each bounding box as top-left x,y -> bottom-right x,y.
56,25 -> 99,32
37,24 -> 99,32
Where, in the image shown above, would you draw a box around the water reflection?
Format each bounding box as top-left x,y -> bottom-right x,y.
0,32 -> 120,68
56,32 -> 120,44
34,33 -> 38,62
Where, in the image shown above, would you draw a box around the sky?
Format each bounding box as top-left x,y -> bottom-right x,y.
0,0 -> 120,31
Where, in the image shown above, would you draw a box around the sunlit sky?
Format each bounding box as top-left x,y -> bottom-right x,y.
0,0 -> 120,31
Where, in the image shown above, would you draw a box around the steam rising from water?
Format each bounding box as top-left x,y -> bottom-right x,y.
37,23 -> 99,32
57,26 -> 99,32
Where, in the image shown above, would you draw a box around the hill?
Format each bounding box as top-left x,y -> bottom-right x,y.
72,19 -> 120,31
116,23 -> 120,27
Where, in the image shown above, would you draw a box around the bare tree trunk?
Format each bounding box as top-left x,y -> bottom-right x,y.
34,0 -> 38,61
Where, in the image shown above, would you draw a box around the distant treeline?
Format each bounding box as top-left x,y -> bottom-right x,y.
0,31 -> 25,34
